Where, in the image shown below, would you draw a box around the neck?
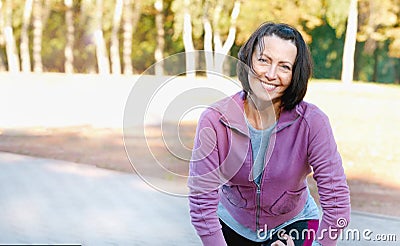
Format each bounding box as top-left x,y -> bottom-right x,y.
244,96 -> 281,130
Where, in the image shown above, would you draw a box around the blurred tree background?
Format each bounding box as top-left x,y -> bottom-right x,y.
0,0 -> 398,83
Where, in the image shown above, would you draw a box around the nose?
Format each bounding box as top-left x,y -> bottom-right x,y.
265,65 -> 277,80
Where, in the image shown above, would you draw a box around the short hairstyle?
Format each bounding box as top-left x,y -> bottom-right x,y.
237,22 -> 312,110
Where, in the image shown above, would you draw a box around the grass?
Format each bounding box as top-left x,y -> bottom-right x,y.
305,80 -> 400,188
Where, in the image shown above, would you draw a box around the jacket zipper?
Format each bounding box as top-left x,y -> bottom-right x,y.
248,136 -> 263,233
255,118 -> 295,233
255,129 -> 276,234
221,114 -> 299,232
255,182 -> 262,232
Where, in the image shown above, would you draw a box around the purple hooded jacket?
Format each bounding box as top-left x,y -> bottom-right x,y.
188,91 -> 351,246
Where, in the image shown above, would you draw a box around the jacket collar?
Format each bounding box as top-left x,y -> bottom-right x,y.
275,102 -> 304,132
213,91 -> 304,135
213,91 -> 249,136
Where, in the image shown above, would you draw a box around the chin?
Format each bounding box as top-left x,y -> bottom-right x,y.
268,94 -> 283,105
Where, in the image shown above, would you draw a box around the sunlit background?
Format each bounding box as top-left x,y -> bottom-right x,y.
0,0 -> 399,238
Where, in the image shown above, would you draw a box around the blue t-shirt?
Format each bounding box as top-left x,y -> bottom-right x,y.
245,118 -> 276,184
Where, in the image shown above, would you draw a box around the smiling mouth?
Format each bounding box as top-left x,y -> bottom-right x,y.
260,80 -> 278,92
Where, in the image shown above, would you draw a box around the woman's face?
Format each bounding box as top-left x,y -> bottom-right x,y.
248,35 -> 297,106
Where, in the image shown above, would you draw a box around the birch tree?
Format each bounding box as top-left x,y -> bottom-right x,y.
3,0 -> 20,72
341,0 -> 358,84
154,0 -> 164,76
32,0 -> 43,72
20,0 -> 33,72
78,0 -> 96,73
110,0 -> 123,74
94,0 -> 110,74
172,0 -> 203,78
172,0 -> 241,77
31,0 -> 50,73
0,0 -> 5,71
313,0 -> 356,83
182,0 -> 195,77
203,0 -> 240,75
64,0 -> 74,73
122,0 -> 141,74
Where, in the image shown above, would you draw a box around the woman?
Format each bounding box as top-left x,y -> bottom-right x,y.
188,22 -> 350,246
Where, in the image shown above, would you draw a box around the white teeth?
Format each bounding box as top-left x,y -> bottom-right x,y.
261,81 -> 277,91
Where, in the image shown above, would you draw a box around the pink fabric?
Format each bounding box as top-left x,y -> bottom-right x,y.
304,219 -> 319,246
188,91 -> 351,246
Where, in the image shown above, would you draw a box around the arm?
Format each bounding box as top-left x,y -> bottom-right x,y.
188,110 -> 227,246
307,110 -> 351,246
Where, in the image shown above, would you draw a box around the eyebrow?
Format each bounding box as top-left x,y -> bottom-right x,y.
259,53 -> 294,66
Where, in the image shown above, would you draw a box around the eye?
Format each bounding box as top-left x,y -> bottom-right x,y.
281,65 -> 292,71
257,57 -> 272,65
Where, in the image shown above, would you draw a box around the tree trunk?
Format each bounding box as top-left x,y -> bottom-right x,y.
64,0 -> 74,73
94,0 -> 110,74
122,0 -> 141,75
79,0 -> 96,73
220,0 -> 240,55
20,0 -> 33,72
42,0 -> 51,22
212,0 -> 223,52
372,44 -> 379,82
213,0 -> 240,74
122,0 -> 133,74
341,0 -> 358,84
110,0 -> 123,74
203,0 -> 240,76
0,0 -> 6,71
353,42 -> 362,81
154,0 -> 164,76
183,0 -> 195,78
4,0 -> 20,72
32,0 -> 43,72
202,2 -> 213,76
395,59 -> 400,84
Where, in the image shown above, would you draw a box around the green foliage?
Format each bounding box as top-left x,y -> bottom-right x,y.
163,0 -> 184,55
11,0 -> 24,29
131,5 -> 156,73
73,0 -> 97,73
323,0 -> 350,37
355,41 -> 400,83
309,23 -> 344,79
358,0 -> 400,58
42,5 -> 66,72
236,0 -> 322,44
171,0 -> 203,39
310,22 -> 400,83
0,0 -> 398,83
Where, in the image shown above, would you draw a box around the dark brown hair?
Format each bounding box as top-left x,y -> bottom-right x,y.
237,22 -> 312,110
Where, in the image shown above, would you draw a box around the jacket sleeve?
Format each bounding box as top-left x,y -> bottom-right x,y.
307,109 -> 351,246
187,110 -> 227,246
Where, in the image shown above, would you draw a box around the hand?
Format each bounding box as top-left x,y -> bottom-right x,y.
271,234 -> 295,246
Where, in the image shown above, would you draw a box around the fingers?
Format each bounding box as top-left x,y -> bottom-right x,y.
271,234 -> 295,246
271,240 -> 286,246
283,234 -> 295,246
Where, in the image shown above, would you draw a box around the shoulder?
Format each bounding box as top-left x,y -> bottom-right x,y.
297,101 -> 331,128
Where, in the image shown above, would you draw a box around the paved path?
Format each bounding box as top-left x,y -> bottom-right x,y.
0,152 -> 398,245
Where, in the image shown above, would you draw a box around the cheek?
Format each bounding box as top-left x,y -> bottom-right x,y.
281,74 -> 292,87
